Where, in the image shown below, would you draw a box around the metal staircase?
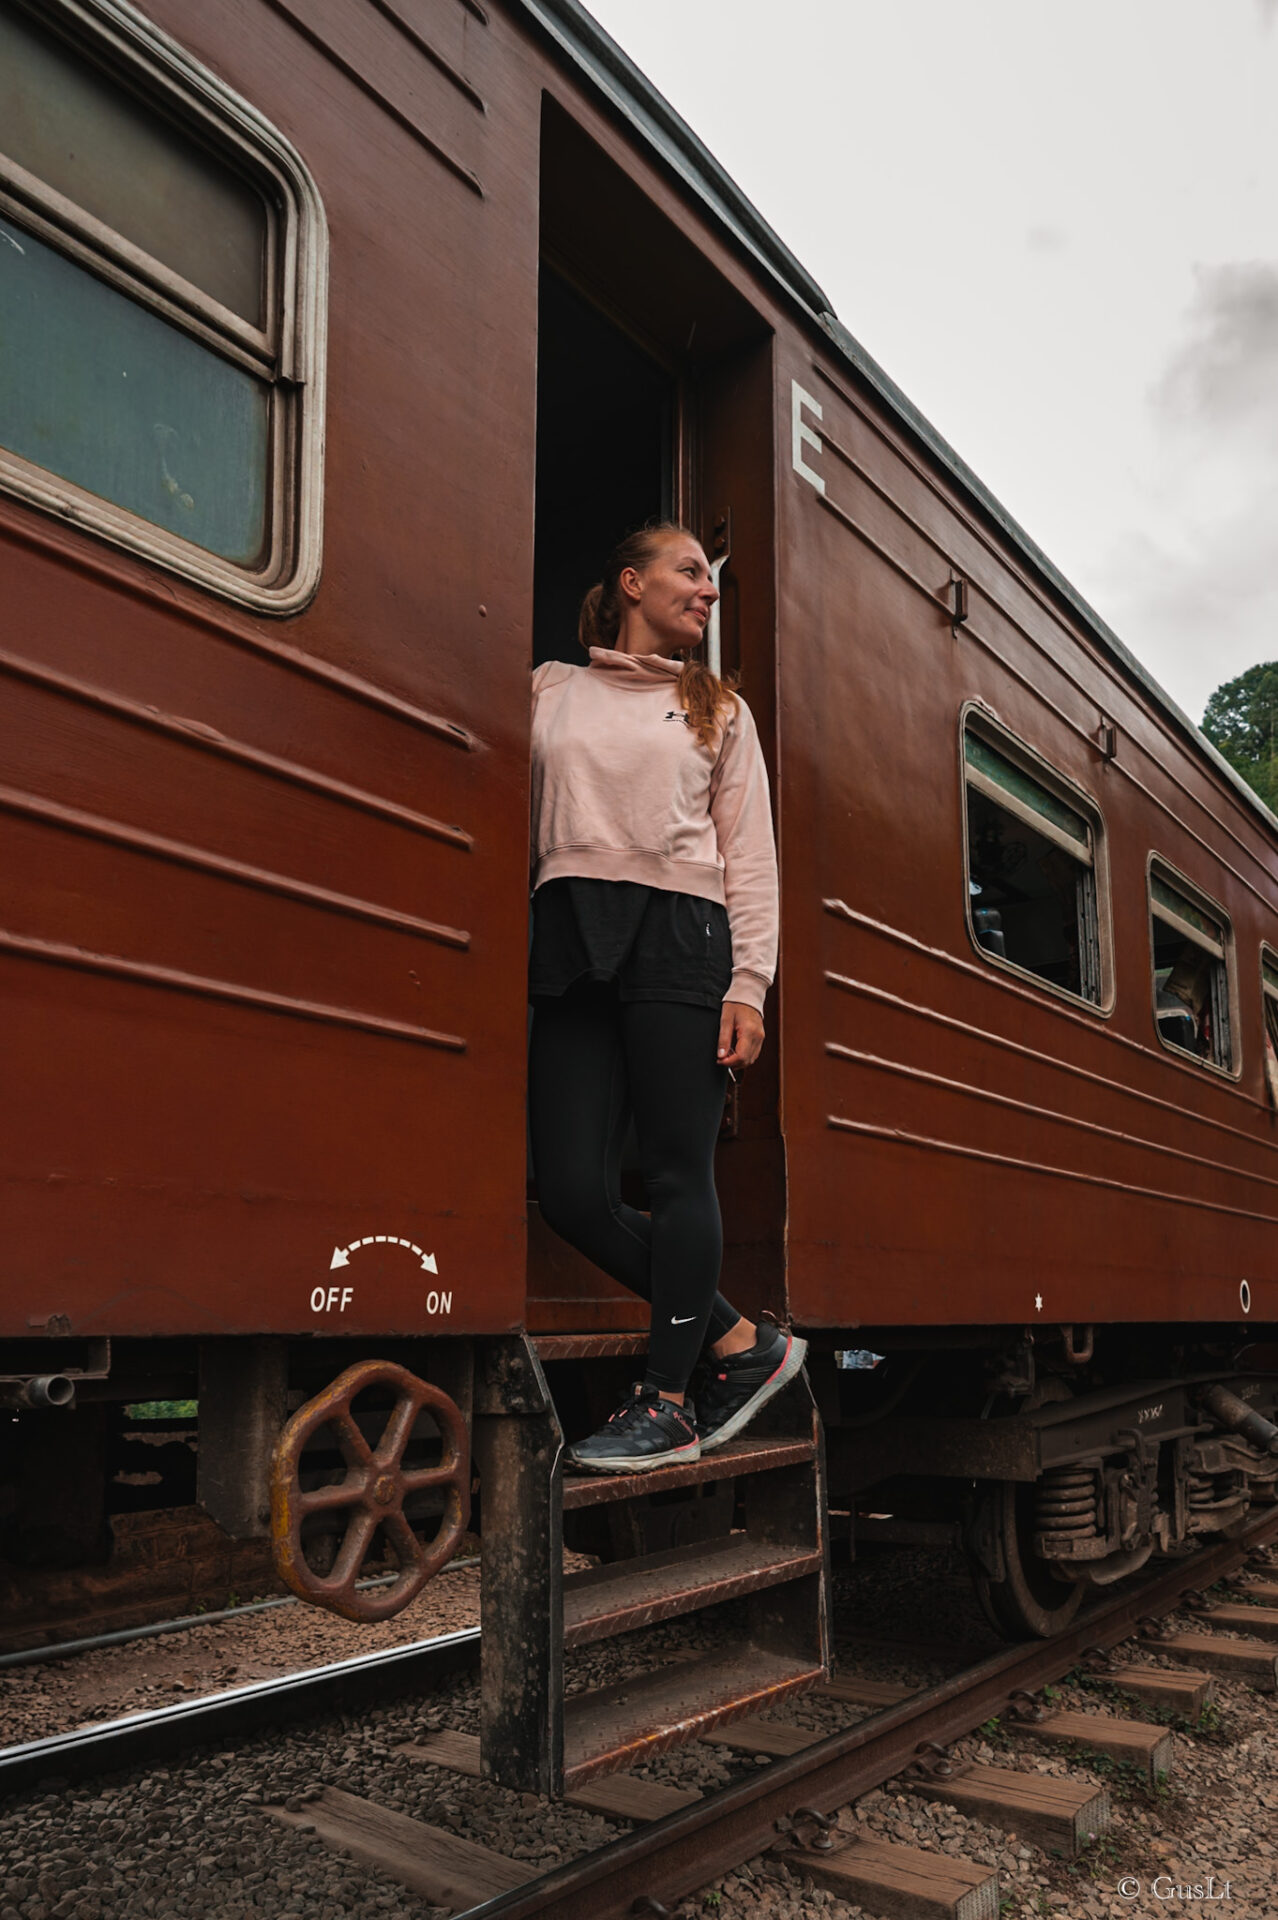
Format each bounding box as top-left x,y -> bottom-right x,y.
474,1334 -> 830,1796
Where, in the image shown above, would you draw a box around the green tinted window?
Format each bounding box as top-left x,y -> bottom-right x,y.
0,2 -> 266,323
1263,955 -> 1278,997
0,221 -> 268,563
964,733 -> 1089,847
1150,873 -> 1222,946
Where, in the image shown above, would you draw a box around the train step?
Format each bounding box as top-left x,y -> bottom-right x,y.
561,1433 -> 816,1508
474,1333 -> 829,1797
563,1534 -> 825,1646
563,1645 -> 826,1786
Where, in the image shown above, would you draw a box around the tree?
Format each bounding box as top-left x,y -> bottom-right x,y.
1202,662 -> 1278,812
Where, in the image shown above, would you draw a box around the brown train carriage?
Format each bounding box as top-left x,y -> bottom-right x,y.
784,333 -> 1278,1338
3,0 -> 1277,1790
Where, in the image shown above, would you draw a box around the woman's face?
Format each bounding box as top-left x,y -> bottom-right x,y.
620,536 -> 718,653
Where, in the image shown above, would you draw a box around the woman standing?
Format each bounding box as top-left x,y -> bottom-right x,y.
528,523 -> 806,1473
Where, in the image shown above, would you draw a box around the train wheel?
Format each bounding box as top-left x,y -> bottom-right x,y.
970,1477 -> 1085,1639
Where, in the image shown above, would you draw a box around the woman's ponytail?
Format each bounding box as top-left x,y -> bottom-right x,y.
577,581 -> 609,653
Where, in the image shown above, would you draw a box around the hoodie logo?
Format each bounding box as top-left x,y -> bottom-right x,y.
663,710 -> 692,725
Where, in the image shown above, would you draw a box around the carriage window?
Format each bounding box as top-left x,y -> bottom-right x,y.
0,5 -> 268,320
964,725 -> 1103,1005
1261,952 -> 1278,1106
1,223 -> 270,561
0,0 -> 325,608
1149,867 -> 1234,1071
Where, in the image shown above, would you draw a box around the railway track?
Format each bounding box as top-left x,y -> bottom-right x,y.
0,1497 -> 483,1661
4,1510 -> 1277,1919
0,1628 -> 481,1801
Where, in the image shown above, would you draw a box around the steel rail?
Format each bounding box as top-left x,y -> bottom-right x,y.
0,1565 -> 479,1673
457,1505 -> 1278,1920
0,1627 -> 479,1800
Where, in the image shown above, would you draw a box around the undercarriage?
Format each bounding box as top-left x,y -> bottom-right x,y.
818,1329 -> 1278,1638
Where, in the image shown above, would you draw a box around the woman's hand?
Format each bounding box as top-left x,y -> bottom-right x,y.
718,1001 -> 765,1071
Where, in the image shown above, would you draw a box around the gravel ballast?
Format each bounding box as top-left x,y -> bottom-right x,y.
2,1548 -> 1277,1919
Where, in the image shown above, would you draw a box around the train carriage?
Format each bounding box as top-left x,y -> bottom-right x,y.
3,0 -> 1277,1794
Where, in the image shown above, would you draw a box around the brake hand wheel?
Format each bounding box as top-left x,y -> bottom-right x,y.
270,1359 -> 470,1623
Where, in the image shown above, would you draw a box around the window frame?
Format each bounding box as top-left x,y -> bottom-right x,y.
959,703 -> 1114,1016
1258,944 -> 1278,1107
1146,853 -> 1239,1080
0,0 -> 327,612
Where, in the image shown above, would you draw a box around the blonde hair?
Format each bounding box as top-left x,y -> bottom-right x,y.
578,523 -> 739,748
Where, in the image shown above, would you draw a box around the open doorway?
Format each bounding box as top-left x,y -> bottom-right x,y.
527,99 -> 781,1332
532,266 -> 675,667
529,270 -> 673,1266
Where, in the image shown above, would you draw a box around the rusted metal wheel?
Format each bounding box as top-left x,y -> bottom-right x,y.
970,1477 -> 1084,1640
968,1377 -> 1085,1639
270,1360 -> 470,1623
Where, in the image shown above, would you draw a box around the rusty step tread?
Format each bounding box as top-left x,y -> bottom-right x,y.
1084,1664 -> 1215,1715
269,1785 -> 527,1906
1014,1708 -> 1174,1782
1156,1629 -> 1278,1689
563,1645 -> 825,1786
562,1533 -> 823,1648
804,1835 -> 1001,1920
399,1728 -> 701,1820
1197,1601 -> 1278,1639
533,1332 -> 649,1361
909,1760 -> 1110,1858
562,1434 -> 815,1509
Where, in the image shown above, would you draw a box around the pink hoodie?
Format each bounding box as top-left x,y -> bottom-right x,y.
530,647 -> 778,1012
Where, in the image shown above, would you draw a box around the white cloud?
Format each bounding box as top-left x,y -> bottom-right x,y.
1155,263 -> 1278,446
1024,225 -> 1069,255
1099,264 -> 1278,719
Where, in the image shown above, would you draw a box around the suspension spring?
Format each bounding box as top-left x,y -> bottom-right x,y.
1034,1464 -> 1099,1537
1188,1471 -> 1234,1511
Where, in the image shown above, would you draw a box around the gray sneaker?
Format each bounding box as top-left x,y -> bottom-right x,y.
567,1385 -> 701,1474
696,1324 -> 808,1453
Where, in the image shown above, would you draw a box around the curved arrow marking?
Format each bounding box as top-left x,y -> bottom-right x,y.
331,1237 -> 437,1273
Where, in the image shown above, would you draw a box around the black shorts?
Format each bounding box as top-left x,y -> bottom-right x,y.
529,876 -> 733,1009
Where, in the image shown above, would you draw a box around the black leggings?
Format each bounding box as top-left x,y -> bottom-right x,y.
528,981 -> 741,1392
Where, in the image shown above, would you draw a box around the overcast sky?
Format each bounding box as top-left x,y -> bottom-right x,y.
585,0 -> 1278,726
